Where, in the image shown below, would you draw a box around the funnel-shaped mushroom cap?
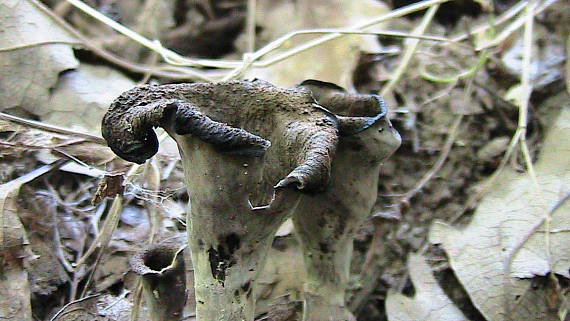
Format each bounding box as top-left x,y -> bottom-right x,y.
102,84 -> 272,164
298,79 -> 388,136
101,80 -> 340,192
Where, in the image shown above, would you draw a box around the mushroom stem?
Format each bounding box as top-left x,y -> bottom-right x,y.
294,126 -> 400,320
173,133 -> 302,320
292,84 -> 402,321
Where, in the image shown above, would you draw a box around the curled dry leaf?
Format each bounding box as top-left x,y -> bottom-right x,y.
386,253 -> 469,321
1,1 -> 135,135
0,181 -> 33,321
430,107 -> 570,321
92,174 -> 124,205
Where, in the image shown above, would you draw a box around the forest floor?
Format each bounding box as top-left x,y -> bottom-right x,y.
0,0 -> 569,320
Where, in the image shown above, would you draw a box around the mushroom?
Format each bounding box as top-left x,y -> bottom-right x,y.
130,239 -> 187,321
293,80 -> 402,321
101,79 -> 400,321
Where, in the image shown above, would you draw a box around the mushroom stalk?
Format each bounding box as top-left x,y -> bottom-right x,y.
294,80 -> 402,321
173,142 -> 302,320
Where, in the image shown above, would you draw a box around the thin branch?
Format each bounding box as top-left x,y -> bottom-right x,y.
401,114 -> 463,204
277,29 -> 469,47
254,0 -> 453,68
474,0 -> 558,51
452,0 -> 543,219
518,2 -> 538,184
402,51 -> 487,206
452,128 -> 522,222
0,112 -> 106,144
63,0 -> 456,81
219,0 -> 453,80
49,294 -> 102,321
31,0 -> 213,81
64,0 -> 242,69
0,41 -> 81,52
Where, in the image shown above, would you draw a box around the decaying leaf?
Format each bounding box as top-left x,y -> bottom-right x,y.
500,24 -> 566,91
92,174 -> 124,205
95,293 -> 132,321
0,162 -> 61,321
0,119 -> 117,176
244,0 -> 388,88
0,0 -> 79,113
430,107 -> 570,321
47,64 -> 135,134
386,253 -> 469,321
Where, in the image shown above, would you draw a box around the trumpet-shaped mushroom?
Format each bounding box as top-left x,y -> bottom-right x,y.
294,80 -> 402,321
101,79 -> 400,321
130,239 -> 187,321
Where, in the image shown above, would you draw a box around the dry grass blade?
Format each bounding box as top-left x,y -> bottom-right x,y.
517,2 -> 538,184
474,0 -> 559,51
380,4 -> 440,96
401,114 -> 463,205
0,40 -> 81,52
64,0 -> 241,69
30,0 -> 213,80
451,0 -> 528,42
453,3 -> 541,221
73,194 -> 124,268
64,0 -> 455,82
252,0 -> 453,69
272,29 -> 468,46
402,49 -> 488,209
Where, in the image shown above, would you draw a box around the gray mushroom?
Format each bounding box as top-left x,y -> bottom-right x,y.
101,79 -> 400,321
294,80 -> 401,321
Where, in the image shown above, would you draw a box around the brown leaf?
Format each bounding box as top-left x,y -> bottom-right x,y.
386,253 -> 469,321
0,162 -> 62,320
92,174 -> 124,205
0,0 -> 79,113
244,0 -> 388,88
430,107 -> 570,321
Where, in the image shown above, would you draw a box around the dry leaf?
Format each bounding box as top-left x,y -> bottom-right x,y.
0,163 -> 60,321
430,107 -> 570,321
500,24 -> 565,91
386,253 -> 469,321
243,0 -> 388,88
92,174 -> 124,205
0,0 -> 79,113
46,64 -> 135,134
